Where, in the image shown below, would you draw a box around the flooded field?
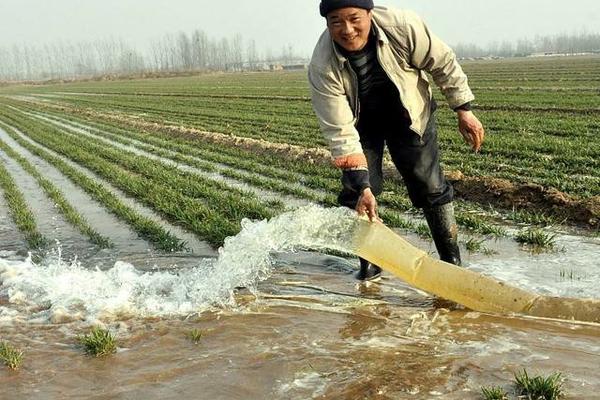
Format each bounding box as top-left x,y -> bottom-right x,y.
1,207 -> 599,399
1,57 -> 599,398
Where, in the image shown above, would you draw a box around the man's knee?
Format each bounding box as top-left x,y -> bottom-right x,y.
407,180 -> 454,209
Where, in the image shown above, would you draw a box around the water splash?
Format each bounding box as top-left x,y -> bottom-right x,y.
2,204 -> 597,325
0,205 -> 359,323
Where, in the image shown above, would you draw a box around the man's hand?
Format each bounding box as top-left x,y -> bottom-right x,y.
457,110 -> 485,152
356,188 -> 380,223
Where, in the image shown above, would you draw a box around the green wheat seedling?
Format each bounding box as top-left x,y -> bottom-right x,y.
0,341 -> 23,370
78,327 -> 117,357
480,385 -> 508,400
0,137 -> 112,248
0,158 -> 47,249
415,223 -> 432,239
456,213 -> 507,238
379,209 -> 417,231
507,208 -> 558,226
514,369 -> 563,400
559,269 -> 576,280
187,329 -> 204,344
464,237 -> 485,252
515,227 -> 557,250
0,118 -> 185,251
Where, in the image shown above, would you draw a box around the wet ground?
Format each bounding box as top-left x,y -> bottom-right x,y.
1,206 -> 599,399
1,254 -> 599,399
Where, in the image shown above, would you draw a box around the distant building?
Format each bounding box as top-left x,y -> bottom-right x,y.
282,63 -> 307,71
269,59 -> 309,71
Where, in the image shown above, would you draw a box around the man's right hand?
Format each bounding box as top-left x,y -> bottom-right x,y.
356,188 -> 380,222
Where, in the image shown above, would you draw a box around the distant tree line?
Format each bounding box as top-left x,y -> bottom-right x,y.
453,32 -> 600,58
2,30 -> 600,82
0,29 -> 304,82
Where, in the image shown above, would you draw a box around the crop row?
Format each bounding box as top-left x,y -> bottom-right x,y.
25,110 -> 326,206
18,106 -> 339,193
34,102 -> 522,236
11,95 -> 592,227
0,108 -> 289,246
10,99 -> 338,179
0,134 -> 111,248
0,116 -> 187,251
5,57 -> 597,98
24,88 -> 599,199
3,100 -> 512,242
0,102 -> 567,259
0,149 -> 46,249
39,94 -> 323,148
46,84 -> 600,113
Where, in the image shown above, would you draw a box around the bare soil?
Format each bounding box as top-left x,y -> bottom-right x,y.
443,170 -> 600,228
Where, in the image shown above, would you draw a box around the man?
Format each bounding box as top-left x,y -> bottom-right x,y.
309,0 -> 485,280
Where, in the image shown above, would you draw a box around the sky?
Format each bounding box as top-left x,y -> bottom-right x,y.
1,0 -> 599,57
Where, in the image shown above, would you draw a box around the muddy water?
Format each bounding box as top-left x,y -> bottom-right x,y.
1,207 -> 599,399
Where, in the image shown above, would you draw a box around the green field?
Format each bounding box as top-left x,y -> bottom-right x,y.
0,55 -> 598,251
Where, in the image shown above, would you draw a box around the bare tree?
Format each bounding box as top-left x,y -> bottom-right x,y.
191,29 -> 208,70
246,39 -> 258,70
177,32 -> 193,70
231,33 -> 243,71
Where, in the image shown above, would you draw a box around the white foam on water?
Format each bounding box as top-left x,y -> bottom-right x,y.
0,205 -> 358,323
276,371 -> 328,398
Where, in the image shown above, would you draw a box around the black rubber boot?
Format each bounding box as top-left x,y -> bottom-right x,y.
355,258 -> 382,281
423,202 -> 462,266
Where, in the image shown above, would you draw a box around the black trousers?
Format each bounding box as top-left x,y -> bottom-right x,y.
338,107 -> 454,210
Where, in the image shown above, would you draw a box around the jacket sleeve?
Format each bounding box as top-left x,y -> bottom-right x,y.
308,64 -> 367,169
403,11 -> 475,110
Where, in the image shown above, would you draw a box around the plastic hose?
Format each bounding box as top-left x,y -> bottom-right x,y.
352,220 -> 600,324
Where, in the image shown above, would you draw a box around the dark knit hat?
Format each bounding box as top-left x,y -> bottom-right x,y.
319,0 -> 374,17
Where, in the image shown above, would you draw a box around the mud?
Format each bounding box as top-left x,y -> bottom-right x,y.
444,170 -> 600,228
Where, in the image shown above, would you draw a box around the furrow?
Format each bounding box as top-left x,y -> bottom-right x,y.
0,116 -> 192,253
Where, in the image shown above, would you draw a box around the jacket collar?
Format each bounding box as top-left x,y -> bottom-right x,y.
330,19 -> 389,69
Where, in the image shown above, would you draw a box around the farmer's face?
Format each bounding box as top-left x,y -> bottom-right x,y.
327,8 -> 372,52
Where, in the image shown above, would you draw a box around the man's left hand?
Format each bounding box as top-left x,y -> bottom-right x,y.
457,110 -> 485,152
